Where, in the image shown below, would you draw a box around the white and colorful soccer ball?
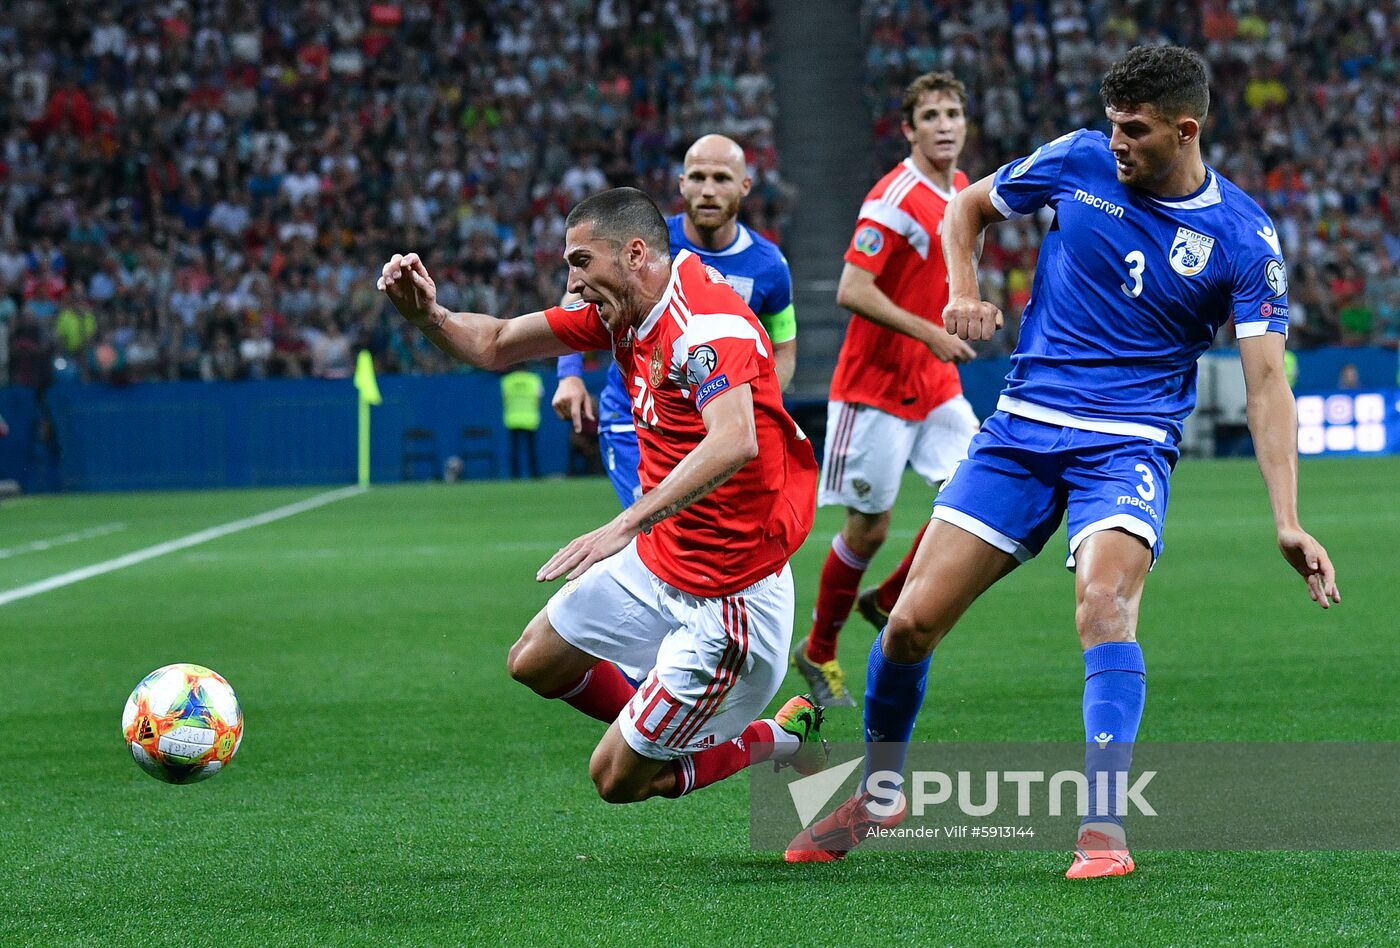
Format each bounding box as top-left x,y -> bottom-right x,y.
122,663 -> 243,784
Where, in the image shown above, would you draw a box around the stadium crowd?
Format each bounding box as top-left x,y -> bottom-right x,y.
862,0 -> 1400,354
0,1 -> 1395,390
0,0 -> 784,387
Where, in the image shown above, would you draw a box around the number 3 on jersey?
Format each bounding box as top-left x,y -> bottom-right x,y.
1121,251 -> 1146,298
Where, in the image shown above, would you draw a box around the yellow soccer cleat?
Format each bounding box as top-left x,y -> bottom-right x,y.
790,638 -> 856,708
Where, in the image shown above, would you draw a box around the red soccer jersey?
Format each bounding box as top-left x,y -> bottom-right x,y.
545,250 -> 817,596
830,159 -> 970,421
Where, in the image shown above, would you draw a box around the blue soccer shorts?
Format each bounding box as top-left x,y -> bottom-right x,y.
600,424 -> 642,509
931,411 -> 1179,568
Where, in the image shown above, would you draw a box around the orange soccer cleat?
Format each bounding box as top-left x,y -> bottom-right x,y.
784,791 -> 906,863
1065,828 -> 1136,879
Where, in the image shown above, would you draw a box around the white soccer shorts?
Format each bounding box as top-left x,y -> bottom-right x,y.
818,396 -> 980,514
545,539 -> 794,761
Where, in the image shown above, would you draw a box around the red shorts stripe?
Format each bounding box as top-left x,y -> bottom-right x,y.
671,596 -> 749,748
826,404 -> 857,492
665,599 -> 739,748
669,596 -> 749,749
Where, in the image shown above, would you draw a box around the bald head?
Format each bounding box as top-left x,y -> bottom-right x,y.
679,134 -> 752,249
683,134 -> 747,174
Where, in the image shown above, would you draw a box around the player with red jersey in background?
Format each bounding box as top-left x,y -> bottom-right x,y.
792,72 -> 980,707
378,188 -> 827,805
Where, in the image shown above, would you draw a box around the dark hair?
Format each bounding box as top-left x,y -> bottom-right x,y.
564,187 -> 670,253
902,71 -> 967,125
1101,46 -> 1210,120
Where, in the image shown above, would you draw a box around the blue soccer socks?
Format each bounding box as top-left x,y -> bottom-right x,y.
861,629 -> 931,798
1081,641 -> 1146,829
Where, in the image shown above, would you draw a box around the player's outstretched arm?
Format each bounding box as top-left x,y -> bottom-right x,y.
1240,333 -> 1341,609
836,263 -> 975,364
377,252 -> 571,370
941,175 -> 1006,342
536,384 -> 759,582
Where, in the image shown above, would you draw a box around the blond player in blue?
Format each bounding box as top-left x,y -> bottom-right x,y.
552,136 -> 796,508
787,46 -> 1340,878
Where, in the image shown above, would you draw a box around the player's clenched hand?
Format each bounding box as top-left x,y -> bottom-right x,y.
925,326 -> 977,364
943,296 -> 1003,342
552,376 -> 596,433
537,514 -> 638,583
376,252 -> 438,326
1277,527 -> 1341,609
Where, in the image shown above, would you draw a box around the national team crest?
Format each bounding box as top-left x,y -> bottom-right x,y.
725,274 -> 755,303
649,345 -> 666,387
1168,226 -> 1216,277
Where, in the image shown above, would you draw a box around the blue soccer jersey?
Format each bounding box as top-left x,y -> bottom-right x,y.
988,129 -> 1290,444
665,215 -> 796,344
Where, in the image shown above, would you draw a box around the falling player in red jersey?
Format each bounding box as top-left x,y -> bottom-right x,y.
378,187 -> 827,804
792,72 -> 981,707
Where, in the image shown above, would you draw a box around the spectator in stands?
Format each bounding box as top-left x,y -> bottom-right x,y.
0,292 -> 14,386
310,316 -> 354,380
1369,258 -> 1400,349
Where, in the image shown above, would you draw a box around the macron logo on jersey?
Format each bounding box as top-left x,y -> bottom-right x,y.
1072,189 -> 1125,218
1256,225 -> 1282,256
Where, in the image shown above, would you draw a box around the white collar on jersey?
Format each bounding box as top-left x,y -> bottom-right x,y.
687,222 -> 754,257
901,156 -> 960,201
634,248 -> 691,340
1145,170 -> 1221,210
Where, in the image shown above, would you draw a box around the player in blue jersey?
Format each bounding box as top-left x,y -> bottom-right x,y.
551,134 -> 797,507
787,46 -> 1340,877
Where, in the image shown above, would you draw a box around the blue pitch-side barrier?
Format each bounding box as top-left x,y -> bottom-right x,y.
0,346 -> 1395,492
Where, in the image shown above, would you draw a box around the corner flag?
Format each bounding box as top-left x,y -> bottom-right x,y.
354,350 -> 382,405
354,350 -> 381,486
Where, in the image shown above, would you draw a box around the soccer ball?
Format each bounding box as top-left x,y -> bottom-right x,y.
122,663 -> 243,784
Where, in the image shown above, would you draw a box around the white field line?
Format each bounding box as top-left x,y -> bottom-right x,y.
0,486 -> 365,608
0,522 -> 128,560
178,539 -> 563,563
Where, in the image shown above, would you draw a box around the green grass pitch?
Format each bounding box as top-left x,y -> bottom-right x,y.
2,457 -> 1397,945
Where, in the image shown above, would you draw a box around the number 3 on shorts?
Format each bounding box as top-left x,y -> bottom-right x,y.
1134,463 -> 1156,502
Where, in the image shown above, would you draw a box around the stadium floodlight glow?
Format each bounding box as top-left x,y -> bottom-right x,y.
1325,425 -> 1357,452
1357,424 -> 1386,453
1296,395 -> 1325,426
